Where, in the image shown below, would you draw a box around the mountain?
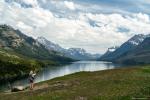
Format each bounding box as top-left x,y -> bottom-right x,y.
98,46 -> 118,61
0,25 -> 73,62
37,37 -> 101,60
37,37 -> 65,53
64,48 -> 101,60
115,37 -> 150,64
99,34 -> 148,61
0,24 -> 75,82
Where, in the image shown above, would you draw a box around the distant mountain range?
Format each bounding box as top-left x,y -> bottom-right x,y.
99,34 -> 150,64
37,37 -> 101,60
0,24 -> 100,62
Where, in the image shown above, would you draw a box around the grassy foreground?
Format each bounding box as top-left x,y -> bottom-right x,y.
1,65 -> 150,100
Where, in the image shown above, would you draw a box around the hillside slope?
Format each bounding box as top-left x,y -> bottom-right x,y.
0,25 -> 73,82
99,34 -> 146,61
1,65 -> 150,100
0,25 -> 73,62
116,37 -> 150,64
0,49 -> 45,83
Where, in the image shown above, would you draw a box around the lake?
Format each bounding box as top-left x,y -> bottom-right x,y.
0,61 -> 127,91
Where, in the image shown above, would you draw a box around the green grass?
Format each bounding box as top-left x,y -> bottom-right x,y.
1,65 -> 150,100
0,48 -> 65,83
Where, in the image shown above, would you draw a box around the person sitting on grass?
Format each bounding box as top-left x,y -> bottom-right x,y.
29,70 -> 36,90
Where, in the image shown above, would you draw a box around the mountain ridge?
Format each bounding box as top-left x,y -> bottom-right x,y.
0,24 -> 74,82
99,34 -> 150,64
37,36 -> 101,60
115,36 -> 150,64
0,24 -> 74,62
99,34 -> 149,62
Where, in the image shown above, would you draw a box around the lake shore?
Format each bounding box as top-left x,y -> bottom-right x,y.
1,65 -> 150,100
0,61 -> 117,91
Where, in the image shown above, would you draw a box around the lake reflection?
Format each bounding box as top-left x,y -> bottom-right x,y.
35,61 -> 115,82
0,61 -> 123,91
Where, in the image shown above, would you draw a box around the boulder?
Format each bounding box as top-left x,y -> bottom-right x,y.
11,86 -> 25,92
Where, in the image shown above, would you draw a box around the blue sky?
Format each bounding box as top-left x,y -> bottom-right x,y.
75,0 -> 150,14
0,0 -> 150,53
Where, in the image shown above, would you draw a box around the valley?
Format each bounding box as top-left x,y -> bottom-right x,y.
1,0 -> 150,99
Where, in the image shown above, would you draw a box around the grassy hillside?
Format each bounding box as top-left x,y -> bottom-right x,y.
0,49 -> 61,83
1,65 -> 150,100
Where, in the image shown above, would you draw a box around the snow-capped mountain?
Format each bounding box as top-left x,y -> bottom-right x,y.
64,48 -> 97,60
37,37 -> 101,60
128,34 -> 147,46
108,47 -> 118,52
116,36 -> 150,64
67,48 -> 87,56
99,34 -> 149,61
37,37 -> 65,52
98,46 -> 118,61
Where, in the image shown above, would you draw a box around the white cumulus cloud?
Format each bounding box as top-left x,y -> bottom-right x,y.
64,1 -> 76,10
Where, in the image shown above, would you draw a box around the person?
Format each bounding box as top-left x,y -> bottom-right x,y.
29,70 -> 36,90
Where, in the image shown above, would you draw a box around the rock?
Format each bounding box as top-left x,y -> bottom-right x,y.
11,86 -> 25,92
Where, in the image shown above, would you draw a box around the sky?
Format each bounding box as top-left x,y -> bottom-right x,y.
0,0 -> 150,54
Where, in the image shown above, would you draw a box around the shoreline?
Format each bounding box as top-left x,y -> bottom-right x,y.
1,65 -> 150,99
0,62 -> 146,91
0,62 -> 73,88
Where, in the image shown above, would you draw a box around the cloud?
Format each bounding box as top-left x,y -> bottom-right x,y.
1,0 -> 150,54
22,0 -> 38,6
133,13 -> 150,23
64,1 -> 76,10
4,0 -> 38,8
75,0 -> 150,15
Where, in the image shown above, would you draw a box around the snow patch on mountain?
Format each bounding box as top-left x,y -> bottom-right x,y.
37,37 -> 65,52
128,34 -> 149,46
37,37 -> 101,60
